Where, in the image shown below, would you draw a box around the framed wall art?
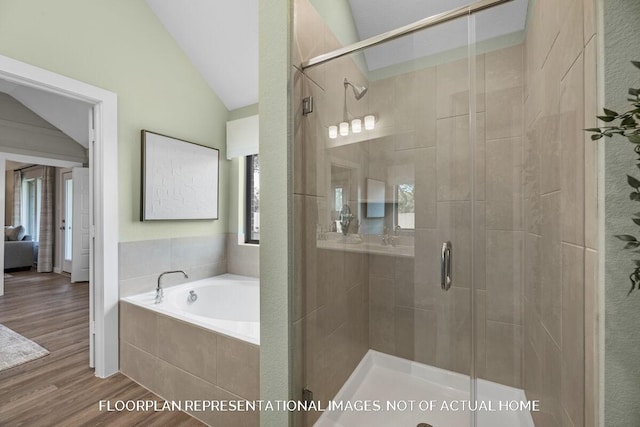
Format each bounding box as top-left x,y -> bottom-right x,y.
141,130 -> 219,220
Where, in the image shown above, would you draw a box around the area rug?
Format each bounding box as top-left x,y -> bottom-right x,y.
0,324 -> 49,371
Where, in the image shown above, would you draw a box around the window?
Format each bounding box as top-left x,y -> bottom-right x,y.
334,186 -> 343,213
21,177 -> 43,241
394,183 -> 415,230
245,154 -> 260,244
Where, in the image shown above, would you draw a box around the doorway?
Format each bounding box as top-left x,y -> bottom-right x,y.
58,167 -> 90,282
0,54 -> 119,378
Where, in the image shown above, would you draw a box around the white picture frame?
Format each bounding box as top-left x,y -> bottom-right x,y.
141,130 -> 219,220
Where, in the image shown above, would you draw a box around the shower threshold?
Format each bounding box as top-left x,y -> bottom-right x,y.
314,350 -> 535,427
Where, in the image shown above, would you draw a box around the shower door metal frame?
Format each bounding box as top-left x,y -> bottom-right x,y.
300,0 -> 514,70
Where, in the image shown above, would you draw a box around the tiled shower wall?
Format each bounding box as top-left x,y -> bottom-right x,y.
293,1 -> 370,426
522,0 -> 598,426
365,45 -> 525,388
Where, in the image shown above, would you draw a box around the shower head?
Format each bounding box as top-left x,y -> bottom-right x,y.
344,78 -> 368,100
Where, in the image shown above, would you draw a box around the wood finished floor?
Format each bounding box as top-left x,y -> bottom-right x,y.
0,270 -> 204,427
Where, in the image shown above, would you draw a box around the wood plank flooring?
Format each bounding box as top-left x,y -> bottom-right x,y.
0,271 -> 204,426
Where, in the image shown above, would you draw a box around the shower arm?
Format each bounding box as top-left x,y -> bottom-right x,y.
342,84 -> 349,123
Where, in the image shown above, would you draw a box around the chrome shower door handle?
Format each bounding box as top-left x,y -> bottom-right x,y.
441,241 -> 452,291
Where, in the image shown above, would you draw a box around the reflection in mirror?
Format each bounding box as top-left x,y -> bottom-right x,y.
329,162 -> 361,236
365,178 -> 385,218
394,183 -> 415,230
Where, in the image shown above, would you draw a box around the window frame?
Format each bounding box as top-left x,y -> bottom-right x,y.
244,154 -> 259,244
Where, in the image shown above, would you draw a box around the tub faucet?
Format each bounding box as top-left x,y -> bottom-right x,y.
155,270 -> 189,304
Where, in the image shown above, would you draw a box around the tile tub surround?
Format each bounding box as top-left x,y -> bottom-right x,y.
119,235 -> 227,298
120,301 -> 259,427
227,233 -> 260,278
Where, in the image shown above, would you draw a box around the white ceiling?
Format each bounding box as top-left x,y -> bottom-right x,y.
146,0 -> 259,111
348,0 -> 529,71
144,0 -> 527,110
0,79 -> 92,148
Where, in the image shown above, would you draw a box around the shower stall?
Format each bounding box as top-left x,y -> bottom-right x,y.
292,0 -> 595,426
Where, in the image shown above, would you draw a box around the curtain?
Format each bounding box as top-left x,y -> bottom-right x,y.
37,166 -> 55,272
12,170 -> 22,226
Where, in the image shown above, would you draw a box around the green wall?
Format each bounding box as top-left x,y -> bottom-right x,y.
259,0 -> 291,425
0,0 -> 230,242
227,103 -> 259,235
308,0 -> 359,47
604,0 -> 640,425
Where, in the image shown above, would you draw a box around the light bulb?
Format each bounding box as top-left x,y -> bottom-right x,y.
364,115 -> 375,130
351,118 -> 362,133
339,121 -> 349,136
328,125 -> 338,139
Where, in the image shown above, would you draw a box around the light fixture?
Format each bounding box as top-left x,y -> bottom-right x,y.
339,121 -> 349,136
328,125 -> 338,139
351,118 -> 362,133
364,115 -> 375,130
327,78 -> 374,139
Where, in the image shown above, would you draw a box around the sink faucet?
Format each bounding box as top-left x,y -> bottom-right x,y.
380,227 -> 398,247
339,204 -> 354,236
155,270 -> 188,304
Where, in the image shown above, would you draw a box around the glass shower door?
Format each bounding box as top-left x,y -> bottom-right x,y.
292,2 -> 488,426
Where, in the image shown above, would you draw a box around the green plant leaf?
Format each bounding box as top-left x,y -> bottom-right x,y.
628,175 -> 640,188
632,60 -> 640,70
625,241 -> 640,249
598,115 -> 616,122
630,192 -> 640,201
616,235 -> 638,241
584,128 -> 601,133
591,134 -> 603,141
630,88 -> 640,96
629,134 -> 640,143
633,218 -> 640,226
622,116 -> 638,127
604,108 -> 619,117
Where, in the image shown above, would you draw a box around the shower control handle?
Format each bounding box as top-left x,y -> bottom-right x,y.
441,241 -> 452,291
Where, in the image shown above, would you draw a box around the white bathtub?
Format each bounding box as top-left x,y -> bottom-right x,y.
122,273 -> 260,345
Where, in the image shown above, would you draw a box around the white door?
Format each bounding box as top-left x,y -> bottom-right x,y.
61,171 -> 73,273
71,167 -> 90,283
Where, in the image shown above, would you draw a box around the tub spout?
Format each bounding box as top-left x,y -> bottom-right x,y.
156,270 -> 189,304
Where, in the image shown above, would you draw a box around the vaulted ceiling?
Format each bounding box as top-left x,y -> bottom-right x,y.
145,0 -> 528,111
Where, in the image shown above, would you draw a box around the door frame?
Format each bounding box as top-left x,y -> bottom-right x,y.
0,54 -> 119,378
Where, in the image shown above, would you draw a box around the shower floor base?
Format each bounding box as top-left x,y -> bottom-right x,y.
314,350 -> 534,427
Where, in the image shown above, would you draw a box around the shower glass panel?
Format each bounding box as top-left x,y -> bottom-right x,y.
292,2 -> 484,425
293,0 -> 538,424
